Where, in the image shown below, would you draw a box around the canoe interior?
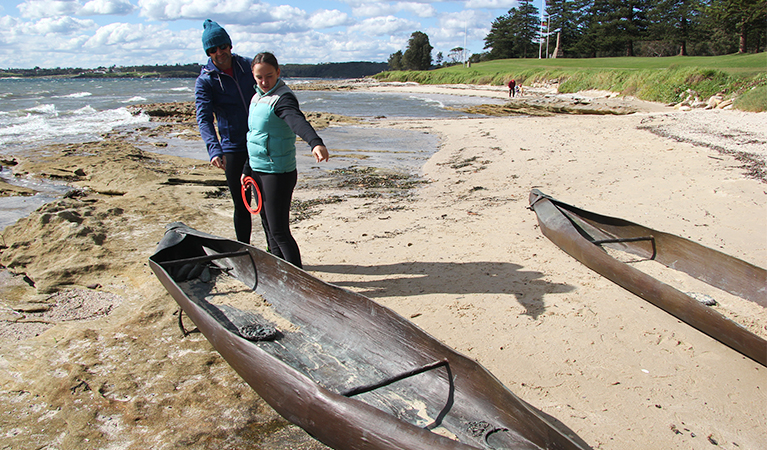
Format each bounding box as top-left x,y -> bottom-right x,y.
149,223 -> 588,450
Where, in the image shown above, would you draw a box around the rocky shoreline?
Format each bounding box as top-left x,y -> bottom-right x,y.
0,122 -> 335,448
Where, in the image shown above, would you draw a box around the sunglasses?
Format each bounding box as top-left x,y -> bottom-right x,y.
206,45 -> 231,55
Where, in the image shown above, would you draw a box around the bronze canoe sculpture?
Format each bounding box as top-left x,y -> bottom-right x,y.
149,223 -> 590,450
529,189 -> 766,367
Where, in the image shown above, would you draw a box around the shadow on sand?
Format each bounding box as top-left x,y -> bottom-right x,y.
308,261 -> 575,320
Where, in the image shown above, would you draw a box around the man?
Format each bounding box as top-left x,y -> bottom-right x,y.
195,19 -> 256,243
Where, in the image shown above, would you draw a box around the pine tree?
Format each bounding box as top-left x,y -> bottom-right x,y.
516,0 -> 541,58
388,50 -> 404,70
650,0 -> 706,56
484,0 -> 540,59
545,0 -> 589,57
579,0 -> 652,56
707,0 -> 767,53
402,32 -> 433,70
484,13 -> 516,59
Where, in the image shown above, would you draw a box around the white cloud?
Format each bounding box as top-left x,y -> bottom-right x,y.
308,9 -> 352,29
349,15 -> 418,37
5,0 -> 509,67
138,0 -> 272,22
138,0 -> 215,20
425,10 -> 493,54
18,0 -> 135,19
1,14 -> 198,67
397,2 -> 436,18
0,15 -> 20,46
436,10 -> 478,32
137,0 -> 315,31
0,15 -> 95,40
272,29 -> 397,63
228,24 -> 405,64
0,16 -> 93,66
463,0 -> 517,9
32,15 -> 97,33
352,2 -> 435,19
80,0 -> 136,15
0,14 -> 20,28
268,3 -> 306,21
86,22 -> 155,46
351,3 -> 395,17
18,1 -> 81,19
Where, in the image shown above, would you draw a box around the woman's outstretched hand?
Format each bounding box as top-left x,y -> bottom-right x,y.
312,145 -> 329,163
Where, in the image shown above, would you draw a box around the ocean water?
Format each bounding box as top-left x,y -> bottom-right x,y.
0,78 -> 194,152
297,89 -> 501,119
0,77 -> 501,230
0,77 -> 497,155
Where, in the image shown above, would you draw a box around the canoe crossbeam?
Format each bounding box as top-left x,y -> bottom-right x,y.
159,249 -> 258,291
591,236 -> 653,245
342,359 -> 455,431
342,359 -> 450,397
158,250 -> 251,268
591,236 -> 657,259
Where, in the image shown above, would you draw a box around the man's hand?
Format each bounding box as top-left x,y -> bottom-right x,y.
211,156 -> 226,170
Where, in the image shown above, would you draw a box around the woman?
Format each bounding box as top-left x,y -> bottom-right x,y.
243,52 -> 329,268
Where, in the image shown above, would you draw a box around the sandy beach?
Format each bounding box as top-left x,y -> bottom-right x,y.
1,82 -> 765,450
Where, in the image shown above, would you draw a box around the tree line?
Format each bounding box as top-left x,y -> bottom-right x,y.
388,0 -> 765,70
0,64 -> 203,78
280,62 -> 389,78
1,62 -> 389,79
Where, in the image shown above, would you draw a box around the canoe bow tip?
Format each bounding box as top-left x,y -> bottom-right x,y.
528,189 -> 551,209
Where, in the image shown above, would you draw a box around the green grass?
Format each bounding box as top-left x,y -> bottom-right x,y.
374,53 -> 767,110
734,82 -> 767,112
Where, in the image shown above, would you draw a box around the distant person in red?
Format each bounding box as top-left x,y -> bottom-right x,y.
508,79 -> 516,98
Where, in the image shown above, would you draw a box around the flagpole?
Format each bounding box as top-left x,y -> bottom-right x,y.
545,9 -> 550,58
538,0 -> 546,59
464,21 -> 468,67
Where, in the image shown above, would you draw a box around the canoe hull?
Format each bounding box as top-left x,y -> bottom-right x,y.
529,190 -> 767,367
150,223 -> 588,450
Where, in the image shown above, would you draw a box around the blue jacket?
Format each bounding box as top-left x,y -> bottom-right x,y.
195,54 -> 256,161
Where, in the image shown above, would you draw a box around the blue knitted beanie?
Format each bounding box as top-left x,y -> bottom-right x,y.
202,19 -> 231,54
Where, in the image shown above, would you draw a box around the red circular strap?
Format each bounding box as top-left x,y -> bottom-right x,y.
241,176 -> 262,214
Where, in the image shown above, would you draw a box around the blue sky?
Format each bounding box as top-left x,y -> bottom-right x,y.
0,0 -> 545,69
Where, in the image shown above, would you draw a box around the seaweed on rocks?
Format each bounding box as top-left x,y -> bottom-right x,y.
330,167 -> 426,191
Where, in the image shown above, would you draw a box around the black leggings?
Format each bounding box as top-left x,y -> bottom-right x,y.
252,170 -> 301,268
224,152 -> 252,244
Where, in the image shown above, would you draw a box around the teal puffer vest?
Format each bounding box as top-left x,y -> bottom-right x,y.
246,80 -> 297,173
